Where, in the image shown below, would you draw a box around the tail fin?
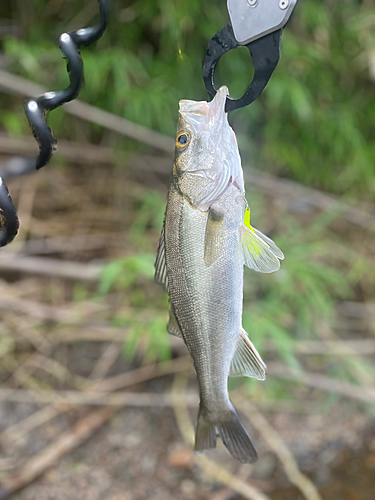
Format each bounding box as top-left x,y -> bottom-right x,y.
195,404 -> 258,464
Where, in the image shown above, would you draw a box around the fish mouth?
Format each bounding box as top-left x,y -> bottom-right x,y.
178,86 -> 229,131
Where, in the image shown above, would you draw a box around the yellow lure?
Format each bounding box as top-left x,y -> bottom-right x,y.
244,207 -> 255,233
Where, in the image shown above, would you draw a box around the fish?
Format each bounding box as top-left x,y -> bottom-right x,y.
155,86 -> 284,463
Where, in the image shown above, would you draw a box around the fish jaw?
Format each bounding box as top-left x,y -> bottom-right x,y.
178,85 -> 228,131
174,86 -> 244,209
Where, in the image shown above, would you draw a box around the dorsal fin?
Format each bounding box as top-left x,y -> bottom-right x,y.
155,222 -> 169,294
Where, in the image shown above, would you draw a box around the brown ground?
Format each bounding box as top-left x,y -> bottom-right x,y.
0,155 -> 374,500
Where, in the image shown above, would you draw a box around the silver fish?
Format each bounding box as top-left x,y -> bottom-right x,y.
155,86 -> 284,463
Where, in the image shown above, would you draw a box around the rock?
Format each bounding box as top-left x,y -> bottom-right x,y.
167,446 -> 194,469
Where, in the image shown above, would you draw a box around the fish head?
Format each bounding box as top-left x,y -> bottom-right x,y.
174,86 -> 244,209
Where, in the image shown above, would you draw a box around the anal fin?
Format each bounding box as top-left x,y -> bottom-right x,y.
155,221 -> 169,293
230,329 -> 266,380
167,308 -> 183,339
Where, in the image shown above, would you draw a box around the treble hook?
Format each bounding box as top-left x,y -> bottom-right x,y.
0,0 -> 108,248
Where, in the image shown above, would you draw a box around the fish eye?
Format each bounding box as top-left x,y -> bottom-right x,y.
176,132 -> 190,147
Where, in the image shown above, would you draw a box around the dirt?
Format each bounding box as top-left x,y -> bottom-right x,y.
0,160 -> 374,500
1,379 -> 373,500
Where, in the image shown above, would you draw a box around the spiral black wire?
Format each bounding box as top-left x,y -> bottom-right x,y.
0,0 -> 108,248
25,0 -> 108,170
0,178 -> 19,248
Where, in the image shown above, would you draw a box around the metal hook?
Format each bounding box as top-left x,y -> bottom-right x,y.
203,23 -> 282,112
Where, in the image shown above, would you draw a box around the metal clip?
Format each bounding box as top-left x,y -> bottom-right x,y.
227,0 -> 296,45
203,24 -> 282,112
203,0 -> 297,112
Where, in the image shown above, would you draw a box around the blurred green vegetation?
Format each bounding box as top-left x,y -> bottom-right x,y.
1,0 -> 374,395
1,0 -> 374,196
95,185 -> 375,394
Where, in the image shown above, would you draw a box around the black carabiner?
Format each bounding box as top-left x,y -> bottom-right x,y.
203,23 -> 282,112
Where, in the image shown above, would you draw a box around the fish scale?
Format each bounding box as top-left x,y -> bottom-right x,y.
155,86 -> 284,462
168,186 -> 242,402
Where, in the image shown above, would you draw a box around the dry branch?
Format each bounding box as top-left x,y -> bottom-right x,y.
0,404 -> 69,445
0,406 -> 118,500
267,362 -> 375,404
0,234 -> 123,256
245,168 -> 375,231
0,70 -> 174,154
0,356 -> 193,405
0,72 -> 372,232
90,354 -> 192,392
238,400 -> 322,500
197,457 -> 270,500
1,330 -> 126,446
0,388 -> 198,407
0,254 -> 103,281
88,342 -> 122,381
0,134 -> 114,168
0,296 -> 82,322
0,356 -> 193,448
171,375 -> 270,500
0,356 -> 194,496
28,353 -> 90,390
1,339 -> 54,391
135,154 -> 375,231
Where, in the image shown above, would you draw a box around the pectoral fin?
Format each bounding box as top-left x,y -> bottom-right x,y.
155,222 -> 169,293
230,330 -> 266,380
241,207 -> 284,273
167,308 -> 183,338
204,208 -> 225,267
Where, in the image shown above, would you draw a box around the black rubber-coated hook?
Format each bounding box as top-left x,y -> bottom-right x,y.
0,178 -> 19,248
203,24 -> 282,112
0,0 -> 108,248
24,0 -> 108,170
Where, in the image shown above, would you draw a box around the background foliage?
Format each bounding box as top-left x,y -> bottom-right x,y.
1,0 -> 374,196
0,0 -> 374,395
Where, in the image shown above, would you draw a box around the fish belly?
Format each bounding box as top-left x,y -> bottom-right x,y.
165,188 -> 243,408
